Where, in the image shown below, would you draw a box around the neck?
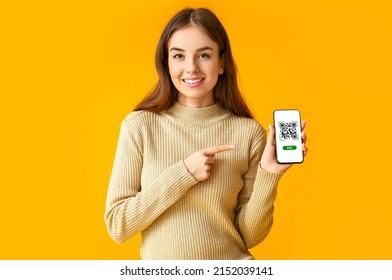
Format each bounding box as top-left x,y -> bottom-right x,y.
164,102 -> 231,128
177,95 -> 215,108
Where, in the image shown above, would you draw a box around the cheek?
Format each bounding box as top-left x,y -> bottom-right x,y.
168,63 -> 181,78
205,60 -> 221,75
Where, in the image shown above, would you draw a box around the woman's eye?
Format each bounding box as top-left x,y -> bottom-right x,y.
173,54 -> 184,60
199,53 -> 210,59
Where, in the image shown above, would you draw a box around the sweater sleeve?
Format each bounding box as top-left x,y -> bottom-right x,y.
104,119 -> 198,244
235,125 -> 284,249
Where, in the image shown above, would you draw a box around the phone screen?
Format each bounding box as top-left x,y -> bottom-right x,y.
273,109 -> 303,164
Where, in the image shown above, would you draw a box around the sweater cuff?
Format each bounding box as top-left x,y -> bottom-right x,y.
254,166 -> 284,194
177,160 -> 199,186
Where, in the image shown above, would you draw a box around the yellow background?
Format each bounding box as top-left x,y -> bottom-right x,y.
1,0 -> 391,259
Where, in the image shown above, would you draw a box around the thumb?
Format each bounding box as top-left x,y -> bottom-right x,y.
267,124 -> 276,147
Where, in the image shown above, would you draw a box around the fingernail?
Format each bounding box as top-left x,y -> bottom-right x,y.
229,145 -> 235,149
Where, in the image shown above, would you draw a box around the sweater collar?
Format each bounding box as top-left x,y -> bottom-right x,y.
164,102 -> 231,127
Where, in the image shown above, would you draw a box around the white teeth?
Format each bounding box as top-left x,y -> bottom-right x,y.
184,79 -> 202,84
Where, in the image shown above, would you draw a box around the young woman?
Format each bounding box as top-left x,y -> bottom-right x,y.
104,7 -> 308,260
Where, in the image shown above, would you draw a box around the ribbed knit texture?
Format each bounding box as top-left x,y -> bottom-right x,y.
104,102 -> 283,260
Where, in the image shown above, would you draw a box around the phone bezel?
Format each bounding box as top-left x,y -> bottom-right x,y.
273,109 -> 304,164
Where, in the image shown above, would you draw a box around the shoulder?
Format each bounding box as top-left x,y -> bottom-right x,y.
121,110 -> 160,130
118,110 -> 162,145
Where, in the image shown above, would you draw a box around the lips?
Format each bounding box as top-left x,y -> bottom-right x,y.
182,78 -> 205,87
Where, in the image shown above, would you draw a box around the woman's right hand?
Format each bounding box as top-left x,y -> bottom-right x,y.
184,145 -> 235,182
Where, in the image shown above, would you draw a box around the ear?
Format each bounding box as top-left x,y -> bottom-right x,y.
218,57 -> 225,74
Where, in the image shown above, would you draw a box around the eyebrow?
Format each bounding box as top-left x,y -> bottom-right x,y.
169,47 -> 214,52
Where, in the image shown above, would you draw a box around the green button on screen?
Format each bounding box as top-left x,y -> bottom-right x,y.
283,145 -> 297,150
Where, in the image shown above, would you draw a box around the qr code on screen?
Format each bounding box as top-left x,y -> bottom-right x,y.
279,121 -> 299,141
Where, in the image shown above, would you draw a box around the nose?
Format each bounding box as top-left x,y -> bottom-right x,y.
186,58 -> 199,73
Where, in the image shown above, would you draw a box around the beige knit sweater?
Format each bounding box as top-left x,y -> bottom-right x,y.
104,102 -> 283,259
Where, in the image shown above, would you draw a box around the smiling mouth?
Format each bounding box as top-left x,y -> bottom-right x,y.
182,78 -> 205,85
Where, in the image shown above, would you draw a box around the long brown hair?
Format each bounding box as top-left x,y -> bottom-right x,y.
134,7 -> 253,118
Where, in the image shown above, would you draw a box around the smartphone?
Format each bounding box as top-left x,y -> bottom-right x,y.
273,109 -> 304,164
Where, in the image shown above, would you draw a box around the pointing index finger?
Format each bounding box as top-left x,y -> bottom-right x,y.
203,145 -> 235,156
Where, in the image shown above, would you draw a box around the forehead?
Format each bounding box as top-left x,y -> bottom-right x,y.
168,25 -> 218,50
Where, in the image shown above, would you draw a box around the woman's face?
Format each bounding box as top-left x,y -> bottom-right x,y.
168,25 -> 224,108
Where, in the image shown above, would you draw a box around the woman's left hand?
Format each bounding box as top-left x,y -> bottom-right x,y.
260,120 -> 308,173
